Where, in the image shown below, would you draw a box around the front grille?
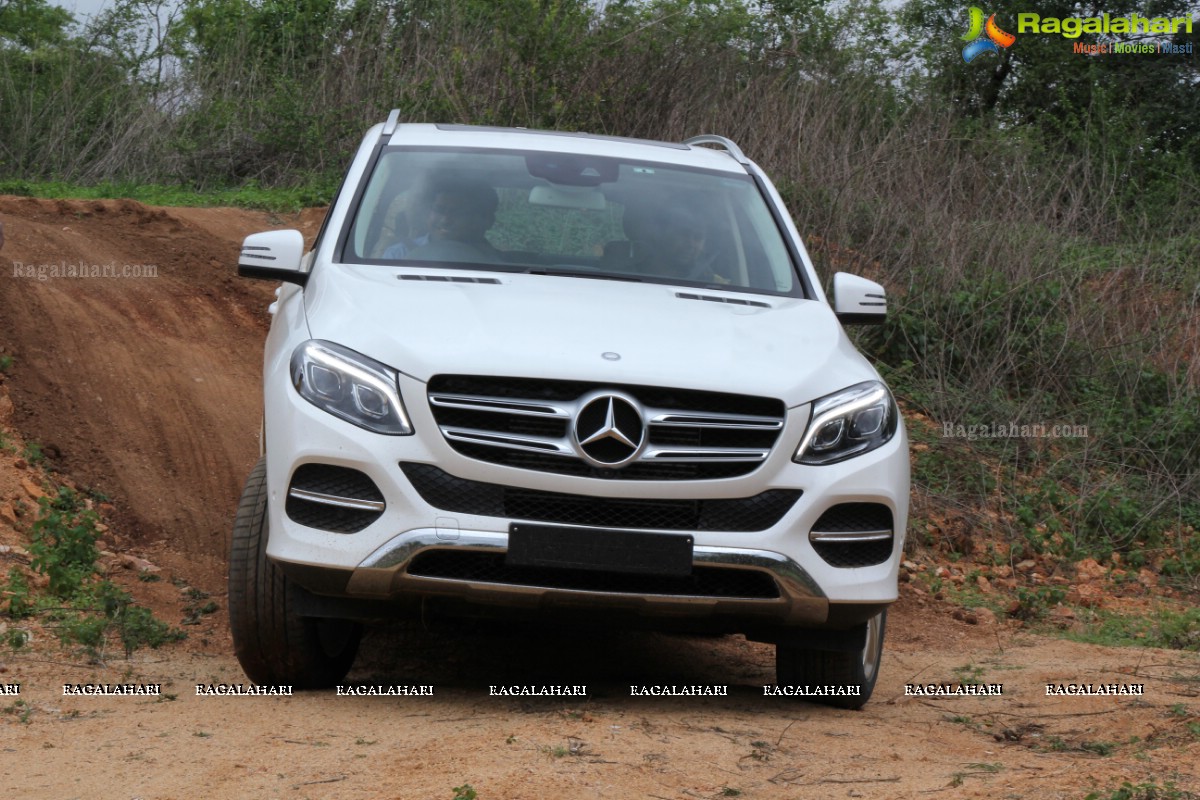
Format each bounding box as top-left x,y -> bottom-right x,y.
427,375 -> 785,480
286,463 -> 385,534
810,503 -> 894,568
401,463 -> 800,531
408,550 -> 781,599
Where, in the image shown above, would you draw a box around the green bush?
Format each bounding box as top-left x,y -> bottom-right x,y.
28,488 -> 100,598
2,567 -> 33,619
16,486 -> 184,660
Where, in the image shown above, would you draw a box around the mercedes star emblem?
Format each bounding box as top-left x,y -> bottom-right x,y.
573,393 -> 645,467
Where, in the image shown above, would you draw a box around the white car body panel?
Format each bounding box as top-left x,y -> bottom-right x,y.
303,264 -> 872,404
248,121 -> 910,642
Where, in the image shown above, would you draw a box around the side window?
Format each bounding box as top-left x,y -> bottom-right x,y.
347,157 -> 408,259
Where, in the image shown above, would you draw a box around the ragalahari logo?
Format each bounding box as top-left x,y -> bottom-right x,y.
961,7 -> 1016,62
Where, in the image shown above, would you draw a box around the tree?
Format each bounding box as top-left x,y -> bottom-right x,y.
899,1 -> 1200,226
0,0 -> 74,50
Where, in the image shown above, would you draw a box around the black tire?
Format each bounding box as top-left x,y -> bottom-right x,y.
228,458 -> 361,688
775,610 -> 886,710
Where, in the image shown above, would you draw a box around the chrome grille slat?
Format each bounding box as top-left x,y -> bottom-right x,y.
430,393 -> 571,418
428,375 -> 786,481
648,411 -> 783,430
442,428 -> 574,455
643,447 -> 770,463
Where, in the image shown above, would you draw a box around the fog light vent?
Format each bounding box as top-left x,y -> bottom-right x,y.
809,503 -> 893,568
286,463 -> 385,534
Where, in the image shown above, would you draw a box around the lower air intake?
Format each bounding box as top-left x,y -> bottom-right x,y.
408,550 -> 780,599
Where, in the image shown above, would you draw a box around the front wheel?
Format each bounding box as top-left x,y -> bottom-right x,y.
775,610 -> 886,709
228,458 -> 361,687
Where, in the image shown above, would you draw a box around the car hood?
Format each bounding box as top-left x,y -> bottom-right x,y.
304,265 -> 879,407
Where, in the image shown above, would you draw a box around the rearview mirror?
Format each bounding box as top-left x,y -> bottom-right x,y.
238,230 -> 307,286
832,272 -> 887,325
529,184 -> 606,210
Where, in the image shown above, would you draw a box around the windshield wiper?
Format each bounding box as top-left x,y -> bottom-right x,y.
521,267 -> 645,282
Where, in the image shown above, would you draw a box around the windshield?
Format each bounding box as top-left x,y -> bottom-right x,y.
342,147 -> 800,295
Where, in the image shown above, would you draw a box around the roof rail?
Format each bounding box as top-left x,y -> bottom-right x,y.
683,134 -> 749,165
382,109 -> 401,137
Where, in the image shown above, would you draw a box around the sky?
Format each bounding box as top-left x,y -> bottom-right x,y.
53,0 -> 115,22
52,0 -> 180,25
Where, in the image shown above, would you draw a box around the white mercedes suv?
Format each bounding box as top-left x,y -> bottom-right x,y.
231,113 -> 909,707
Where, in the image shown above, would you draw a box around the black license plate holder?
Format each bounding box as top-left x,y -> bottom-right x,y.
507,524 -> 694,577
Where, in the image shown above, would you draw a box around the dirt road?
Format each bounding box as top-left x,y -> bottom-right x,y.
0,198 -> 1196,799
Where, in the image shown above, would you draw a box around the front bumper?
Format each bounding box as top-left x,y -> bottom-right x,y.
328,528 -> 830,623
263,367 -> 909,630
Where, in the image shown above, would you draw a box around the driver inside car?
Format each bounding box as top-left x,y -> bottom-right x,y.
646,207 -> 729,285
383,179 -> 501,260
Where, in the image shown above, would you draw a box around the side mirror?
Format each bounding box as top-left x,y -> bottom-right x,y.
832,272 -> 887,325
238,230 -> 308,286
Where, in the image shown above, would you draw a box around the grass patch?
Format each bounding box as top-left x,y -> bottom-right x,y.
1080,741 -> 1117,757
1066,606 -> 1200,651
2,699 -> 33,724
949,762 -> 1002,787
1085,782 -> 1199,800
951,663 -> 986,686
0,179 -> 332,213
21,441 -> 44,466
181,587 -> 220,625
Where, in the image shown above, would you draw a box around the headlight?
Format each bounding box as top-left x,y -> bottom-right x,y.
794,381 -> 897,465
290,340 -> 413,435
